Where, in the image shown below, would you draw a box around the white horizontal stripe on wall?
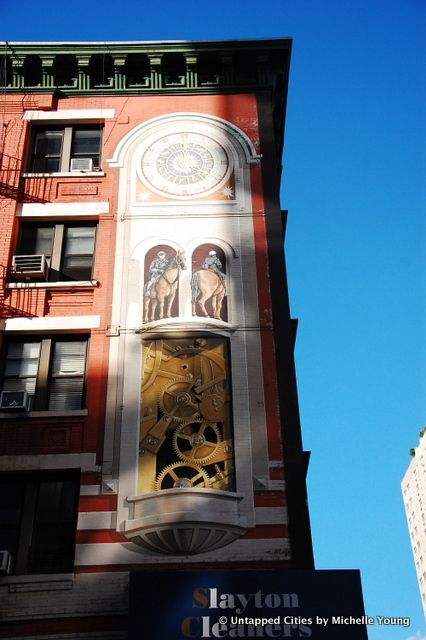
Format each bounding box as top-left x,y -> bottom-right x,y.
0,453 -> 98,471
23,109 -> 115,121
2,316 -> 101,331
77,512 -> 117,530
255,507 -> 288,525
75,538 -> 291,565
17,202 -> 110,217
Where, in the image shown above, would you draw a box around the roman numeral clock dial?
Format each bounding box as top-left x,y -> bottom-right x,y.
140,132 -> 231,199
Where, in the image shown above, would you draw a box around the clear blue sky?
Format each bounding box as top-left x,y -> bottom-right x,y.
1,1 -> 425,638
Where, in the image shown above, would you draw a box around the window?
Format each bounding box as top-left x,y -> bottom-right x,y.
15,222 -> 97,281
2,337 -> 88,411
0,471 -> 79,575
28,125 -> 102,173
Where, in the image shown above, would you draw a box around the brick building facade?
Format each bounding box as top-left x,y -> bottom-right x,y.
0,40 -> 314,639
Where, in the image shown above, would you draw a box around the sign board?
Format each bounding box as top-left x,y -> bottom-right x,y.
129,570 -> 368,639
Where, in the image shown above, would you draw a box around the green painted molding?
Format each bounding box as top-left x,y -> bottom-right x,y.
0,39 -> 291,96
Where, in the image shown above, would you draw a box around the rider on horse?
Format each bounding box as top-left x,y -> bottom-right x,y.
146,251 -> 169,292
202,250 -> 227,295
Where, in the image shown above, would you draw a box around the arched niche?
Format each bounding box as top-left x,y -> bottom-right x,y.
191,243 -> 228,322
143,244 -> 186,322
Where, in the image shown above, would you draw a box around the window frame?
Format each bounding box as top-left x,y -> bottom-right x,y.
14,221 -> 98,282
1,336 -> 89,412
0,470 -> 80,575
28,124 -> 103,174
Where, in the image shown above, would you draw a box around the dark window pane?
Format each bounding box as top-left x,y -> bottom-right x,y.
63,226 -> 96,254
61,226 -> 96,280
36,481 -> 64,524
60,480 -> 79,521
71,129 -> 101,169
29,477 -> 78,574
29,480 -> 77,573
18,226 -> 54,257
34,131 -> 62,155
72,129 -> 101,154
30,130 -> 62,173
4,342 -> 41,399
29,525 -> 75,573
48,340 -> 87,410
63,256 -> 93,269
32,156 -> 61,173
45,157 -> 61,172
0,481 -> 25,526
48,377 -> 85,410
51,340 -> 87,376
5,342 -> 41,377
0,472 -> 78,575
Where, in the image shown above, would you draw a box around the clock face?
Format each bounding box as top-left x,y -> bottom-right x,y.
139,132 -> 231,199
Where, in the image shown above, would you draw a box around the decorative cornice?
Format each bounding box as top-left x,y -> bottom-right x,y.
0,39 -> 291,96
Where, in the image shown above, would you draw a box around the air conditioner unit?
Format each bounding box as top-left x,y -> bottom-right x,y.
12,254 -> 47,279
70,157 -> 93,172
0,390 -> 30,411
0,550 -> 12,575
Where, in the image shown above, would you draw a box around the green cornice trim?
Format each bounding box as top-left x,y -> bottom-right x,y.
0,39 -> 291,97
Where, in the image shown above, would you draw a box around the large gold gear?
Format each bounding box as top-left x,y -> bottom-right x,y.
172,421 -> 221,464
158,379 -> 201,423
155,462 -> 210,491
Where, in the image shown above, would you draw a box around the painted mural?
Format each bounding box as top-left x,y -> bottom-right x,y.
143,245 -> 186,321
191,244 -> 228,321
138,337 -> 234,495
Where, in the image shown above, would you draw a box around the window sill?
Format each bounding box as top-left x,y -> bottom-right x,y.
7,281 -> 97,289
22,172 -> 105,178
0,409 -> 88,419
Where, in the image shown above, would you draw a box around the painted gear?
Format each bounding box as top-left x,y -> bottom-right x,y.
199,393 -> 225,421
155,462 -> 210,490
158,379 -> 201,423
172,421 -> 221,464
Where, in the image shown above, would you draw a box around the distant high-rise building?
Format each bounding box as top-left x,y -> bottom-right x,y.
402,429 -> 426,617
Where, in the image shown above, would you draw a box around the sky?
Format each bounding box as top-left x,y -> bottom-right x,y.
1,0 -> 425,638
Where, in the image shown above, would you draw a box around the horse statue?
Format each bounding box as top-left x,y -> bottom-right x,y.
191,269 -> 226,320
143,250 -> 186,322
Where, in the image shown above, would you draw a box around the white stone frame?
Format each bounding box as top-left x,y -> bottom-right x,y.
103,112 -> 270,559
108,112 -> 259,212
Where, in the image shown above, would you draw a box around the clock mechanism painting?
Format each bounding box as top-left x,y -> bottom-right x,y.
138,337 -> 234,495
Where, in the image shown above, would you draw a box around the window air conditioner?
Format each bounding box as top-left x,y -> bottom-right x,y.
0,390 -> 30,411
70,157 -> 93,172
12,254 -> 48,278
0,550 -> 12,575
